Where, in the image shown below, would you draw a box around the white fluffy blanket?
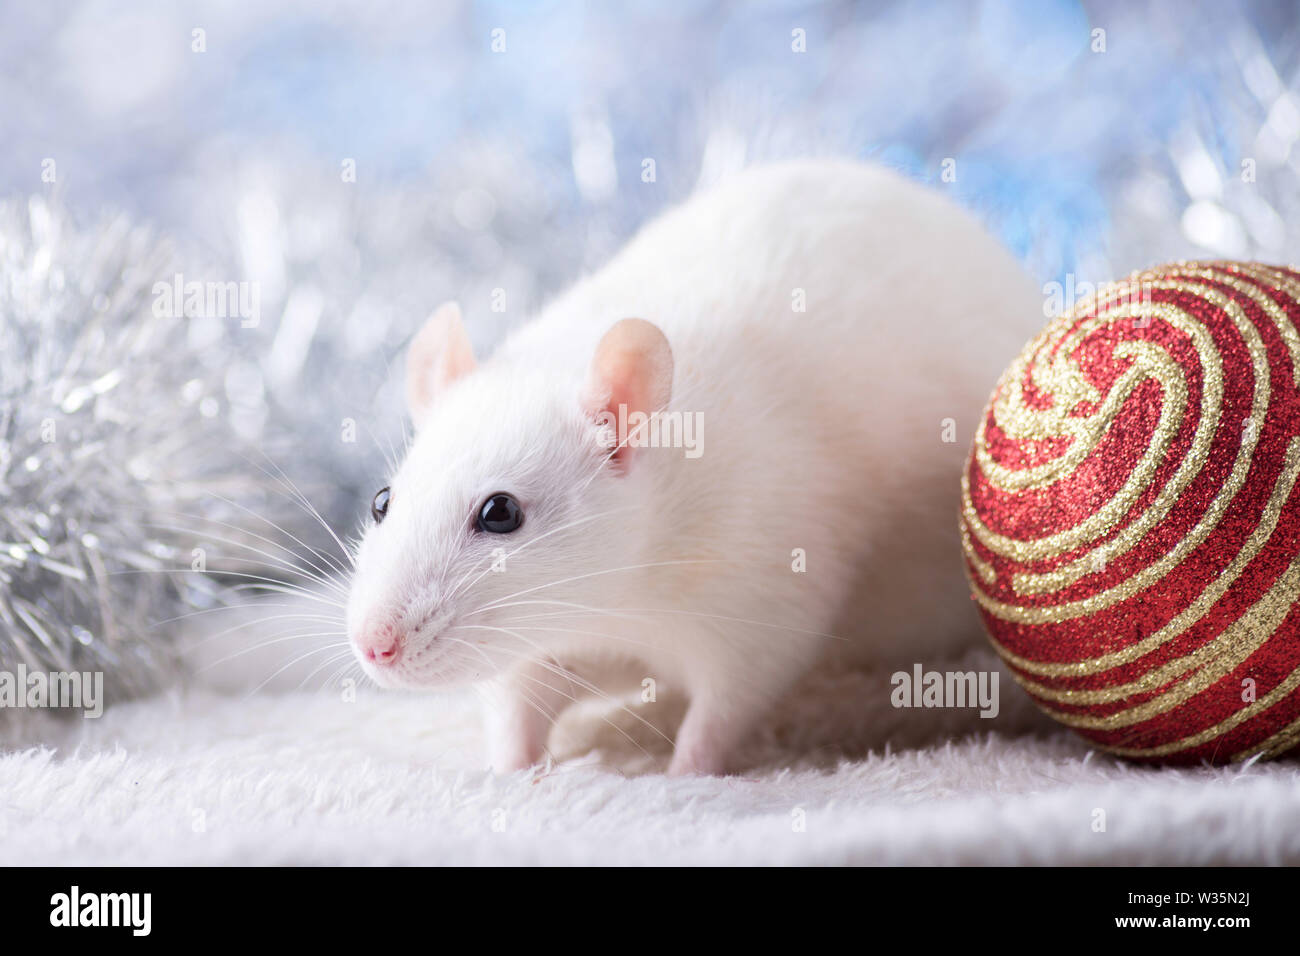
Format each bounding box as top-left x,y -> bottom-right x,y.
4,643 -> 1300,866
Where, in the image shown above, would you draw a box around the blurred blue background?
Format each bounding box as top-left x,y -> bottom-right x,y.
3,0 -> 1299,517
5,0 -> 1299,276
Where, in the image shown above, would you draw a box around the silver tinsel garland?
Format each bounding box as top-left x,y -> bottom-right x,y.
0,198 -> 274,703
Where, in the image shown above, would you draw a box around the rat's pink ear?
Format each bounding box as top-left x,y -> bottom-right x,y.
406,301 -> 476,428
584,318 -> 673,465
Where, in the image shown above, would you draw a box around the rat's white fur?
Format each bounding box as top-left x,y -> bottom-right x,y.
347,159 -> 1044,775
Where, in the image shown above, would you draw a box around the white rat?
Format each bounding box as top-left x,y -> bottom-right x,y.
346,159 -> 1042,775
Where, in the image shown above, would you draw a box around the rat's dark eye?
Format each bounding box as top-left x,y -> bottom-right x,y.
371,487 -> 391,524
476,493 -> 523,534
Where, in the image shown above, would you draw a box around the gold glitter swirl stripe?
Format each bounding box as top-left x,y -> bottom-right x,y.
969,268 -> 1240,493
1028,488 -> 1300,730
973,312 -> 1187,494
1224,263 -> 1300,378
966,270 -> 1288,569
1164,263 -> 1300,387
966,289 -> 1269,628
1005,438 -> 1300,704
1056,268 -> 1176,331
1012,278 -> 1274,596
1008,342 -> 1185,595
1237,701 -> 1300,761
1233,709 -> 1300,761
959,516 -> 995,585
964,300 -> 1219,563
1234,262 -> 1300,310
1220,263 -> 1300,384
973,318 -> 1109,492
1101,651 -> 1300,760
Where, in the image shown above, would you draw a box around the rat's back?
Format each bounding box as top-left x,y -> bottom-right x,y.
500,160 -> 1039,397
495,160 -> 1041,668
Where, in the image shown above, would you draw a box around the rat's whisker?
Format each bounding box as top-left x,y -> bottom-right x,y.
149,507 -> 349,593
187,611 -> 345,650
298,648 -> 363,690
490,603 -> 846,642
471,599 -> 654,627
463,558 -> 731,619
444,637 -> 565,731
356,414 -> 403,480
457,620 -> 653,651
199,632 -> 349,672
203,480 -> 353,580
150,601 -> 316,629
324,659 -> 367,691
244,641 -> 355,698
445,506 -> 638,604
143,518 -> 347,598
228,447 -> 354,574
456,625 -> 673,750
110,566 -> 342,603
226,581 -> 347,608
450,637 -> 661,759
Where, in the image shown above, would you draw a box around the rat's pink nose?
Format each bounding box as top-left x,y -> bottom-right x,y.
356,620 -> 403,665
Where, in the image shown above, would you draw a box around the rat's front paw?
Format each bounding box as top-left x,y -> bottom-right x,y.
488,735 -> 546,774
484,702 -> 551,773
666,740 -> 729,777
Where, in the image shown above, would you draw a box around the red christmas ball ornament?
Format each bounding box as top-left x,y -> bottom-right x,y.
962,261 -> 1300,764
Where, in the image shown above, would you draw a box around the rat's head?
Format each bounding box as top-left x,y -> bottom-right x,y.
346,302 -> 673,689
